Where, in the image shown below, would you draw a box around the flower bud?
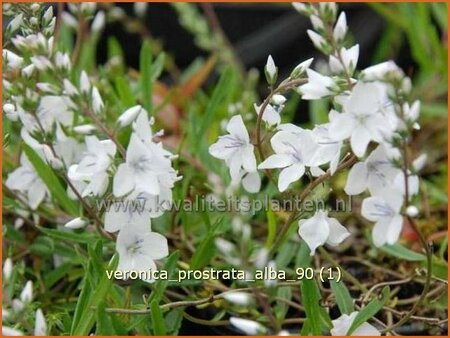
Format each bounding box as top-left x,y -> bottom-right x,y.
230,317 -> 266,335
3,258 -> 13,281
222,292 -> 252,306
20,280 -> 33,303
117,105 -> 144,128
264,55 -> 278,85
406,206 -> 419,218
64,217 -> 88,229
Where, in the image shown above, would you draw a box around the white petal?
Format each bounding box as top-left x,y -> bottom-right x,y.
326,218 -> 350,246
34,309 -> 47,336
226,115 -> 249,143
298,211 -> 330,255
352,322 -> 380,336
113,164 -> 135,197
242,145 -> 257,172
329,113 -> 354,141
278,164 -> 305,192
361,196 -> 385,222
142,231 -> 169,260
258,154 -> 294,169
350,127 -> 371,157
344,162 -> 368,195
242,171 -> 261,193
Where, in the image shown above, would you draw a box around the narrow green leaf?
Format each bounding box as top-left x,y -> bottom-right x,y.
379,243 -> 426,262
71,255 -> 119,335
330,279 -> 354,315
190,218 -> 224,269
115,75 -> 136,107
96,302 -> 117,335
23,144 -> 79,215
140,40 -> 153,113
148,251 -> 180,304
150,300 -> 167,335
150,53 -> 166,82
347,287 -> 390,335
301,279 -> 322,335
36,226 -> 98,244
195,67 -> 234,150
265,208 -> 277,248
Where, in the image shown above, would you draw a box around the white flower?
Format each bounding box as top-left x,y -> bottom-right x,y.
406,205 -> 419,217
258,130 -> 318,192
79,71 -> 91,94
344,145 -> 400,196
254,103 -> 281,127
63,79 -> 79,96
31,55 -> 52,70
117,105 -> 144,128
116,219 -> 168,283
311,120 -> 343,175
22,64 -> 35,78
91,86 -> 104,114
5,154 -> 48,210
67,165 -> 109,198
91,10 -> 106,33
134,2 -> 148,17
265,55 -> 277,85
298,211 -> 350,255
241,170 -> 261,193
329,82 -> 396,157
361,191 -> 404,247
7,13 -> 24,33
3,258 -> 13,281
299,69 -> 336,100
330,45 -> 359,75
20,280 -> 33,303
113,134 -> 179,197
229,317 -> 266,335
331,311 -> 380,336
3,103 -> 17,121
223,292 -> 252,306
64,217 -> 88,229
36,95 -> 75,131
55,51 -> 71,70
412,153 -> 427,172
73,124 -> 96,134
3,49 -> 23,70
76,136 -> 116,175
43,6 -> 54,24
360,61 -> 403,81
34,309 -> 47,336
209,115 -> 257,183
393,171 -> 419,198
104,190 -> 172,233
2,326 -> 24,336
400,100 -> 421,130
310,15 -> 324,31
290,57 -> 314,78
292,2 -> 309,15
333,12 -> 347,42
307,30 -> 327,51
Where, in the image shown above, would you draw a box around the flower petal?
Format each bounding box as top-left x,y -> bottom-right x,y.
113,164 -> 135,197
326,218 -> 350,246
298,212 -> 330,255
344,162 -> 368,195
258,154 -> 294,169
350,127 -> 371,157
278,163 -> 305,192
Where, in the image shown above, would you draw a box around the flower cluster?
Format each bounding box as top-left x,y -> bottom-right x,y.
3,3 -> 180,284
210,2 -> 424,265
2,258 -> 47,336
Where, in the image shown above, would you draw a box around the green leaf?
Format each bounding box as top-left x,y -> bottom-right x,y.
150,300 -> 167,335
301,279 -> 322,335
265,208 -> 277,248
330,279 -> 354,315
23,144 -> 79,215
36,226 -> 98,244
140,40 -> 153,113
150,53 -> 166,82
195,67 -> 234,151
71,255 -> 119,335
347,286 -> 390,335
190,218 -> 224,269
115,75 -> 136,107
379,243 -> 426,262
148,251 -> 180,304
96,302 -> 117,335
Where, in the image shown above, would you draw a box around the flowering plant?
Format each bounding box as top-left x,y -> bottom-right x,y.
2,2 -> 447,336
